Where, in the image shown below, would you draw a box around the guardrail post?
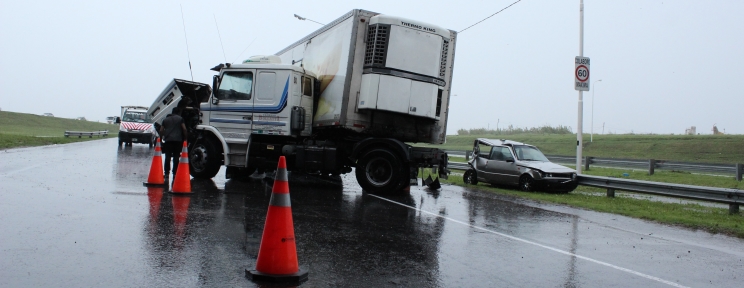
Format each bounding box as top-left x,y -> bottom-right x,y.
465,150 -> 470,162
606,188 -> 615,198
648,159 -> 656,175
584,156 -> 592,171
730,204 -> 740,215
737,163 -> 743,181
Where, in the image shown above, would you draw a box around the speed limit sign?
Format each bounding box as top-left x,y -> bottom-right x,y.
575,56 -> 590,91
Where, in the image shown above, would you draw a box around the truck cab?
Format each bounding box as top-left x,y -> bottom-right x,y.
186,55 -> 317,178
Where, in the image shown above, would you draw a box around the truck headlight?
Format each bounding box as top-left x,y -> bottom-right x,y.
119,125 -> 127,132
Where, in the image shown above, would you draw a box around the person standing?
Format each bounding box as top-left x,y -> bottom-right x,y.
159,107 -> 188,178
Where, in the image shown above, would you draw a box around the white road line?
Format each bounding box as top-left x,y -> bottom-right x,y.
0,165 -> 40,177
369,193 -> 688,288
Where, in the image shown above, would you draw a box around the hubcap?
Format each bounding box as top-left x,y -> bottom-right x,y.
191,145 -> 208,172
365,158 -> 393,186
522,177 -> 532,190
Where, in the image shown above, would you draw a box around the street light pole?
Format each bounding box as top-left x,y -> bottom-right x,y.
591,79 -> 602,142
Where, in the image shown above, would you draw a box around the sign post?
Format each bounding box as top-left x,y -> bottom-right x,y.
575,0 -> 588,174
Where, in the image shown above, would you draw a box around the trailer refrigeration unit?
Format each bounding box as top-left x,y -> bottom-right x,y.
148,9 -> 457,193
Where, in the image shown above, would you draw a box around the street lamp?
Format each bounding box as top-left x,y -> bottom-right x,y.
591,79 -> 602,142
294,14 -> 325,25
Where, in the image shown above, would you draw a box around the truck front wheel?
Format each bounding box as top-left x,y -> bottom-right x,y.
355,149 -> 405,193
189,137 -> 222,179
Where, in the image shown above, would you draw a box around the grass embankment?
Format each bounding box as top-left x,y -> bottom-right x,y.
0,111 -> 118,149
426,134 -> 744,164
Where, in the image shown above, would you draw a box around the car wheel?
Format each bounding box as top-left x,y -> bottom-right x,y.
189,137 -> 222,179
355,149 -> 405,194
463,169 -> 478,185
519,174 -> 535,192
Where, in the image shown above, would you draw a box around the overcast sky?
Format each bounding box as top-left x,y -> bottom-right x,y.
1,0 -> 742,135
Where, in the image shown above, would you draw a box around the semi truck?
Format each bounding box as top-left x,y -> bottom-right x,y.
148,9 -> 457,192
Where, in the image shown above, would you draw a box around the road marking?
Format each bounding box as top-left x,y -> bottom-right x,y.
0,165 -> 41,177
368,193 -> 688,288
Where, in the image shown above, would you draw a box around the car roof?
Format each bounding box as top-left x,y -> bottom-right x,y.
476,138 -> 535,147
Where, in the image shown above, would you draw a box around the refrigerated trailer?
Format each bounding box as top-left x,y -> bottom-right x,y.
148,9 -> 457,193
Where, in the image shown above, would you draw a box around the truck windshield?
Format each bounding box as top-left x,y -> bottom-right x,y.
513,145 -> 549,162
122,111 -> 150,123
217,72 -> 253,100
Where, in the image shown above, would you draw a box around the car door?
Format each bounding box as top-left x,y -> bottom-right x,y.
473,145 -> 499,183
487,146 -> 520,185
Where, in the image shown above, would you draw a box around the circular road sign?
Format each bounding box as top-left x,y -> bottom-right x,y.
575,65 -> 589,82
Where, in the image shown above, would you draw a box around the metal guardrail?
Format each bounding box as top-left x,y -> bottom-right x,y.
64,130 -> 109,138
447,150 -> 744,181
449,162 -> 469,171
446,161 -> 743,214
578,174 -> 743,214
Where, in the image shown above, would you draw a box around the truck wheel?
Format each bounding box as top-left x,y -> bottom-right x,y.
463,169 -> 478,185
118,140 -> 123,147
189,137 -> 222,179
355,149 -> 405,193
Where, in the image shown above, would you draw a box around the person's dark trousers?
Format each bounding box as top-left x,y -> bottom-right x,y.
163,141 -> 181,176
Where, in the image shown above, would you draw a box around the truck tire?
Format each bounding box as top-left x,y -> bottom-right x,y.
189,137 -> 222,179
355,149 -> 406,193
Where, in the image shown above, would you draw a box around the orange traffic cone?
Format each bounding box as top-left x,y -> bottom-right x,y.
143,138 -> 166,187
246,156 -> 308,284
170,141 -> 192,194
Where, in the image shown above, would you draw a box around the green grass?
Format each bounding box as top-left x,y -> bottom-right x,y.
427,168 -> 744,238
421,134 -> 744,164
0,111 -> 118,149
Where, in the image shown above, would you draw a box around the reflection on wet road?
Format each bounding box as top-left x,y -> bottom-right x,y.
1,138 -> 743,287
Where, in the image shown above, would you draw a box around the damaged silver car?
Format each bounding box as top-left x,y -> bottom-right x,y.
463,139 -> 578,193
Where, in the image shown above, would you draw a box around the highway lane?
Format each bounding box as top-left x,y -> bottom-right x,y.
1,138 -> 742,287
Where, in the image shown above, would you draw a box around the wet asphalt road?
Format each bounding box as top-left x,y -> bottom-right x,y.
1,138 -> 744,287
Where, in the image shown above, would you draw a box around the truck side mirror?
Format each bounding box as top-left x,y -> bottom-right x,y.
211,75 -> 220,105
115,117 -> 121,124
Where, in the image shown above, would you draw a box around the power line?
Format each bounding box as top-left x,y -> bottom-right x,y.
180,4 -> 194,81
459,0 -> 523,33
213,14 -> 227,63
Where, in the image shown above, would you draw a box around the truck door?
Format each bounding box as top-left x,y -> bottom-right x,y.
210,70 -> 256,136
251,70 -> 289,135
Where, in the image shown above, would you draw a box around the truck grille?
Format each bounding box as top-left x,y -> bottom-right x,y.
364,24 -> 390,67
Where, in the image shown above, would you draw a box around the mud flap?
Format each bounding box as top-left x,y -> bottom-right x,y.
428,177 -> 441,189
